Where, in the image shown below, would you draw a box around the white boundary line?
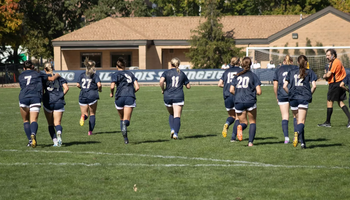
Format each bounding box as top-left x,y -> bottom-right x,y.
2,149 -> 349,169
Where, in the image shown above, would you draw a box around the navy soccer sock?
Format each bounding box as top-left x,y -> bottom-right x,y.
231,120 -> 240,140
89,115 -> 96,132
240,123 -> 248,131
169,114 -> 174,131
173,117 -> 181,134
23,122 -> 31,140
297,123 -> 305,144
30,122 -> 38,135
48,126 -> 56,139
124,120 -> 130,127
84,114 -> 88,120
120,120 -> 123,131
293,118 -> 297,132
225,117 -> 235,127
282,120 -> 289,137
248,123 -> 256,143
55,125 -> 62,134
341,106 -> 350,121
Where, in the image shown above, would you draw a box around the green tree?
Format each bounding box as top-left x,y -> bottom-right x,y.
341,50 -> 350,68
315,42 -> 325,55
294,42 -> 302,56
305,37 -> 316,56
283,42 -> 289,56
186,0 -> 242,69
150,0 -> 200,16
271,47 -> 280,66
330,0 -> 350,13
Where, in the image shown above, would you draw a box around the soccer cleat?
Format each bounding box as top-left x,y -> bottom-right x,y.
347,122 -> 350,128
173,133 -> 178,140
57,132 -> 62,147
88,131 -> 93,136
301,143 -> 306,149
293,132 -> 298,147
222,123 -> 228,138
79,115 -> 85,126
27,141 -> 32,147
248,142 -> 253,147
230,139 -> 236,143
53,143 -> 58,147
237,125 -> 243,141
124,137 -> 129,144
317,122 -> 331,127
170,130 -> 174,139
31,134 -> 37,148
284,137 -> 290,144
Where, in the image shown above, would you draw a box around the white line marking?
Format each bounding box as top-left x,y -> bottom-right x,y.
2,149 -> 349,169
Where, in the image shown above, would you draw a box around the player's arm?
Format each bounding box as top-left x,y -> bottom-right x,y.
159,77 -> 165,94
218,79 -> 224,88
273,80 -> 278,100
47,73 -> 60,81
62,83 -> 69,95
256,85 -> 262,96
97,82 -> 102,92
283,81 -> 289,93
311,81 -> 317,94
340,81 -> 349,92
185,83 -> 191,89
110,82 -> 115,97
76,82 -> 81,89
229,85 -> 235,95
134,80 -> 140,93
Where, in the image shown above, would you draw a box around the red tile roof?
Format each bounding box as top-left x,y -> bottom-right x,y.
54,15 -> 305,41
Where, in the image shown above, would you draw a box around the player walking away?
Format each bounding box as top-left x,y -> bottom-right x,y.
283,55 -> 317,149
18,61 -> 60,147
77,58 -> 102,135
273,55 -> 299,144
43,62 -> 69,147
110,57 -> 140,144
217,57 -> 243,141
340,74 -> 350,107
159,58 -> 191,140
318,49 -> 350,128
230,57 -> 262,147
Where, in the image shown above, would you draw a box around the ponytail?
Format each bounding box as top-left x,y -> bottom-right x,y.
84,57 -> 96,77
237,57 -> 252,76
284,55 -> 293,65
171,57 -> 181,74
297,55 -> 308,79
44,62 -> 54,76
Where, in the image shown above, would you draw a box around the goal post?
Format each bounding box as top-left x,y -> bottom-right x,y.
246,46 -> 350,78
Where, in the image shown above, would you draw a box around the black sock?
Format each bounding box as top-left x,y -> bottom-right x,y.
326,108 -> 333,123
341,106 -> 350,122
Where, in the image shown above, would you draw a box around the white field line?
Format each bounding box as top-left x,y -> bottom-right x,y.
2,149 -> 349,169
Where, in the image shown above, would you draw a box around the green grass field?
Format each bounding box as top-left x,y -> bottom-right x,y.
1,85 -> 350,200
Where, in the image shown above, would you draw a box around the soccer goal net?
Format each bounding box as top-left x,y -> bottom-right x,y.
246,46 -> 350,78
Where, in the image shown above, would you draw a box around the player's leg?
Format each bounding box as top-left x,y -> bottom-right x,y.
53,110 -> 64,146
247,108 -> 257,146
297,107 -> 308,149
20,106 -> 31,146
279,102 -> 290,143
237,111 -> 248,142
223,109 -> 235,138
172,104 -> 183,140
88,101 -> 98,135
231,113 -> 240,142
44,107 -> 57,146
166,105 -> 175,138
79,104 -> 89,126
29,106 -> 40,148
338,101 -> 350,127
291,108 -> 299,147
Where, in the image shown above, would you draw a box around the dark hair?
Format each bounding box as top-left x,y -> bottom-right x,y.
297,55 -> 308,79
326,49 -> 337,58
237,57 -> 252,76
116,57 -> 126,69
23,61 -> 33,69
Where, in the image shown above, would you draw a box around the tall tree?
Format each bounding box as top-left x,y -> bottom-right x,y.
186,0 -> 242,69
305,37 -> 316,55
150,0 -> 200,16
330,0 -> 350,13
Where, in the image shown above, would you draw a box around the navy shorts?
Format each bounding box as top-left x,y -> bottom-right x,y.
234,102 -> 257,113
289,99 -> 309,110
278,98 -> 289,105
224,96 -> 235,111
19,97 -> 41,108
43,103 -> 65,112
115,97 -> 136,110
164,99 -> 184,107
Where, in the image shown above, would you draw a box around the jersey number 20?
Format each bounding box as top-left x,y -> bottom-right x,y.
236,77 -> 249,88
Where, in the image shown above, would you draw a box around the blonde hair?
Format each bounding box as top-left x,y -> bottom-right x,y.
44,62 -> 54,76
171,57 -> 181,74
284,55 -> 293,65
230,57 -> 240,66
84,57 -> 96,77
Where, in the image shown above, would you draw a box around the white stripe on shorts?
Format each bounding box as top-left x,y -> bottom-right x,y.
278,101 -> 289,106
164,101 -> 185,107
114,101 -> 136,110
43,106 -> 65,113
235,103 -> 257,113
79,100 -> 97,106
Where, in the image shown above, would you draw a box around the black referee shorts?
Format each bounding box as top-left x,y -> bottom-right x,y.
327,82 -> 346,102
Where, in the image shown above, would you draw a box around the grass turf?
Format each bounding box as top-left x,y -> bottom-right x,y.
0,85 -> 349,200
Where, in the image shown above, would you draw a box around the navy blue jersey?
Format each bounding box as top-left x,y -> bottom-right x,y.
342,73 -> 350,87
43,75 -> 67,105
273,65 -> 298,100
111,70 -> 138,100
285,68 -> 317,103
18,70 -> 49,101
220,66 -> 243,99
78,72 -> 101,102
161,68 -> 190,101
231,71 -> 261,104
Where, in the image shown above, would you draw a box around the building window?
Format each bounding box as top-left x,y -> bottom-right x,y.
111,52 -> 132,68
81,52 -> 102,68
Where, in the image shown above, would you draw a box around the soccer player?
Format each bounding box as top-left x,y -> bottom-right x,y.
77,58 -> 102,135
43,62 -> 69,147
283,55 -> 317,149
273,55 -> 298,144
110,57 -> 139,144
318,49 -> 350,128
230,57 -> 262,147
18,61 -> 60,147
159,58 -> 191,139
218,57 -> 242,141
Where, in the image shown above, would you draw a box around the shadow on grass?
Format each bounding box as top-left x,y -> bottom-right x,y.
93,131 -> 121,134
254,137 -> 278,140
305,138 -> 328,142
307,143 -> 343,149
38,141 -> 101,147
133,139 -> 170,145
253,141 -> 282,146
183,134 -> 217,139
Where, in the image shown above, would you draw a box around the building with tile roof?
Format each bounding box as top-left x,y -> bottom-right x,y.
52,6 -> 350,70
